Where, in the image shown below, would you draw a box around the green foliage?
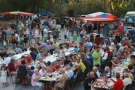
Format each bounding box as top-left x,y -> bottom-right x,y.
0,0 -> 134,17
67,9 -> 74,17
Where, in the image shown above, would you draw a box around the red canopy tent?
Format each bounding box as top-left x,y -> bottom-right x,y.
87,18 -> 117,23
95,14 -> 117,19
2,11 -> 35,16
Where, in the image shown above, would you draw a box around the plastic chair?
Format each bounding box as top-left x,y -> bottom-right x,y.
16,71 -> 27,87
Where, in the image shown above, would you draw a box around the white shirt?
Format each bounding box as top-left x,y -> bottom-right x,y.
96,70 -> 100,78
123,77 -> 132,90
102,52 -> 108,60
3,57 -> 12,67
15,33 -> 20,42
44,28 -> 48,37
39,69 -> 46,77
21,23 -> 24,28
89,42 -> 93,47
24,29 -> 29,35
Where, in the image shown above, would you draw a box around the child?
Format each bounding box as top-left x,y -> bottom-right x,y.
23,34 -> 28,47
0,66 -> 7,87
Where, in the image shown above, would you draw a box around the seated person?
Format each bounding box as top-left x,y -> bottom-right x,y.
128,64 -> 135,77
76,58 -> 86,73
18,60 -> 28,85
65,65 -> 74,79
14,45 -> 22,54
123,47 -> 130,55
69,41 -> 76,47
74,46 -> 79,53
17,56 -> 26,66
103,66 -> 111,75
83,72 -> 96,90
92,66 -> 100,79
28,66 -> 34,76
121,52 -> 128,59
31,69 -> 41,86
111,57 -> 118,68
53,68 -> 68,90
64,56 -> 71,65
123,72 -> 132,90
39,65 -> 47,77
7,59 -> 17,82
35,58 -> 45,69
122,40 -> 130,47
46,61 -> 53,73
52,61 -> 60,72
110,73 -> 124,90
123,69 -> 134,81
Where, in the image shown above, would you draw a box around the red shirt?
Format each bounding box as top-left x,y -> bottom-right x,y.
122,42 -> 129,47
8,62 -> 16,72
113,79 -> 124,90
72,20 -> 75,26
52,65 -> 60,72
107,50 -> 112,57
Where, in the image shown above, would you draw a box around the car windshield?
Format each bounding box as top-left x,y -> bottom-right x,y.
127,17 -> 135,23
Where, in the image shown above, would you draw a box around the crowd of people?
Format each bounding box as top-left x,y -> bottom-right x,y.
0,16 -> 135,90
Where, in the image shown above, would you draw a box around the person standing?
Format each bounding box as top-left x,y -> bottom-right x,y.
104,24 -> 109,37
33,25 -> 40,43
0,66 -> 7,87
80,28 -> 87,42
43,26 -> 49,42
5,27 -> 11,46
73,31 -> 77,42
1,28 -> 6,46
92,46 -> 101,66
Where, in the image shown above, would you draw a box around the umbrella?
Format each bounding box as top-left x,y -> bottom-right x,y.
2,11 -> 35,16
86,12 -> 105,17
36,11 -> 54,16
95,13 -> 117,19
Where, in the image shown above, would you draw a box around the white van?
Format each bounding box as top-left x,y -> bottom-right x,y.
125,11 -> 135,18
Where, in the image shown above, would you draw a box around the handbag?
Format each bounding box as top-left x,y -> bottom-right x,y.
3,40 -> 7,46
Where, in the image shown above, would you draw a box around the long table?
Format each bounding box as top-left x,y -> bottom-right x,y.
12,50 -> 31,60
0,47 -> 75,67
43,48 -> 75,63
93,59 -> 130,90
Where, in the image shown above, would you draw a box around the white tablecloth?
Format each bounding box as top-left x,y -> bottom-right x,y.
12,50 -> 31,60
43,47 -> 74,63
10,47 -> 74,63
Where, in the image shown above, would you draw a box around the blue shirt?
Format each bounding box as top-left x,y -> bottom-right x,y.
74,48 -> 79,53
30,51 -> 35,58
104,26 -> 109,35
68,69 -> 74,79
84,42 -> 91,49
36,53 -> 44,60
41,43 -> 50,52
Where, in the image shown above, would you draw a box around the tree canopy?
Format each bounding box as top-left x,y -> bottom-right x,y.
0,0 -> 134,17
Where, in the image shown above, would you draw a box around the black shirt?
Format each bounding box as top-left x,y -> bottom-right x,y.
0,52 -> 6,59
84,77 -> 96,90
2,31 -> 6,39
64,60 -> 71,65
115,35 -> 121,43
82,59 -> 90,70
